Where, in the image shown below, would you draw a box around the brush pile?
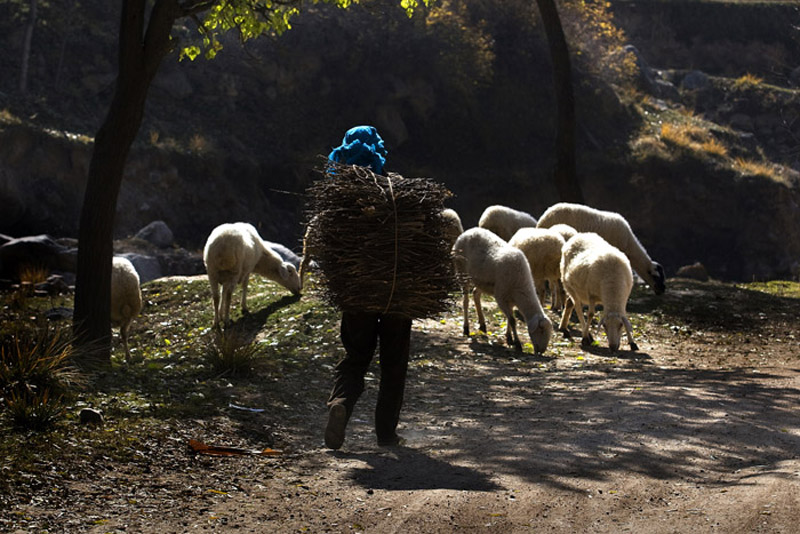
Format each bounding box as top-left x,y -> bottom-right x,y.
303,163 -> 460,319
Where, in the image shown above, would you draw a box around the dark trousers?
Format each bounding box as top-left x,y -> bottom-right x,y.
327,311 -> 412,441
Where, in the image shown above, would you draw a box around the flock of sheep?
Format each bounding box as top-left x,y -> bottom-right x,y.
450,202 -> 665,354
109,201 -> 666,360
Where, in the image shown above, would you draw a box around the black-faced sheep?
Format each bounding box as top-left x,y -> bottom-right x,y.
558,232 -> 638,352
452,227 -> 552,353
203,222 -> 301,328
508,227 -> 566,311
111,256 -> 143,362
537,202 -> 666,295
478,205 -> 538,241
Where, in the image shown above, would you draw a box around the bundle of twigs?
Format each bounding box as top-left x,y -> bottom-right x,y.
303,163 -> 460,319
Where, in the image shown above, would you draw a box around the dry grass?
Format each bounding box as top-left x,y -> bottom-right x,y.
733,157 -> 783,181
732,73 -> 764,90
658,121 -> 730,159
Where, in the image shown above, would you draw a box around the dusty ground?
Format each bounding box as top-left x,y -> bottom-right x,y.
3,278 -> 800,533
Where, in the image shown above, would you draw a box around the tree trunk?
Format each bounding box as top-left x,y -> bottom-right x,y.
73,0 -> 179,362
534,0 -> 584,204
19,0 -> 38,94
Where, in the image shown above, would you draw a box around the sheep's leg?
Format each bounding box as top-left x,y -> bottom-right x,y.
623,315 -> 639,351
240,274 -> 250,315
559,297 -> 574,337
221,282 -> 234,326
497,299 -> 521,351
473,287 -> 487,333
121,323 -> 131,362
461,283 -> 471,336
574,299 -> 593,346
209,277 -> 222,328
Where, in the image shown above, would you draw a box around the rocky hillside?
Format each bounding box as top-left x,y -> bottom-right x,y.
0,0 -> 798,281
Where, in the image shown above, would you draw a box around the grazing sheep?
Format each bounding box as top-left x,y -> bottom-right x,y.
452,227 -> 553,353
440,208 -> 464,250
478,205 -> 538,241
558,232 -> 638,352
111,256 -> 143,362
537,202 -> 666,295
508,227 -> 566,311
548,223 -> 577,243
203,222 -> 301,328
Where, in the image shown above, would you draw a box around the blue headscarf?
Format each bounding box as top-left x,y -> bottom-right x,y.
327,125 -> 387,175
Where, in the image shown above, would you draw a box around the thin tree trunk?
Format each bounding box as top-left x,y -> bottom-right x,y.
73,0 -> 179,361
533,0 -> 584,204
19,0 -> 38,94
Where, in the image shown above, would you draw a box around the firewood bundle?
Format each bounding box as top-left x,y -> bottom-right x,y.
303,163 -> 459,319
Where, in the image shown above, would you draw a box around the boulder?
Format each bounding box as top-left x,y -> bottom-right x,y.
0,234 -> 77,281
134,220 -> 174,248
681,70 -> 711,91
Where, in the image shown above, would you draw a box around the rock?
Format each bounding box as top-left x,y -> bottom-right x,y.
681,70 -> 711,91
119,253 -> 162,283
676,262 -> 710,282
264,240 -> 303,269
0,234 -> 78,280
79,408 -> 104,426
45,306 -> 74,321
35,274 -> 72,295
135,220 -> 174,249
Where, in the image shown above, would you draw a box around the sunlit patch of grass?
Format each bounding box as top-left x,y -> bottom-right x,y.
0,108 -> 22,125
732,73 -> 763,90
733,158 -> 783,182
739,280 -> 800,299
699,138 -> 728,158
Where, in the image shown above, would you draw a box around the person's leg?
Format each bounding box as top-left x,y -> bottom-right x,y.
374,313 -> 412,445
325,311 -> 379,449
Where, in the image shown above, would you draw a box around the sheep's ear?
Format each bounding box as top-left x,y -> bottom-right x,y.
278,262 -> 290,280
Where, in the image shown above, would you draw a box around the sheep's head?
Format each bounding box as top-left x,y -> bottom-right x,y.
600,312 -> 625,351
280,262 -> 302,295
526,314 -> 553,354
649,262 -> 666,295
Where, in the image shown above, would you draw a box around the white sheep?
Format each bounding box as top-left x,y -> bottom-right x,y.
508,227 -> 566,311
111,256 -> 143,362
558,232 -> 638,352
440,208 -> 464,250
452,227 -> 553,353
548,223 -> 577,243
478,205 -> 538,241
203,222 -> 301,328
537,202 -> 666,295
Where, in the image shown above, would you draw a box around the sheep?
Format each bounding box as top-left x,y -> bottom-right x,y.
452,227 -> 553,353
548,223 -> 577,243
537,202 -> 666,295
440,208 -> 464,251
558,232 -> 638,352
478,205 -> 538,241
203,222 -> 301,328
508,227 -> 566,311
111,256 -> 143,362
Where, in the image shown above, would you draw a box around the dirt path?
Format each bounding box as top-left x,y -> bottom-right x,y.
5,280 -> 800,533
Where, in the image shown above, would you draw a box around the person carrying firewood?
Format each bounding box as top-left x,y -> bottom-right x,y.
322,125 -> 412,449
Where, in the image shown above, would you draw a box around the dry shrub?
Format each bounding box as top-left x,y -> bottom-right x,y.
0,323 -> 83,430
304,164 -> 459,319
